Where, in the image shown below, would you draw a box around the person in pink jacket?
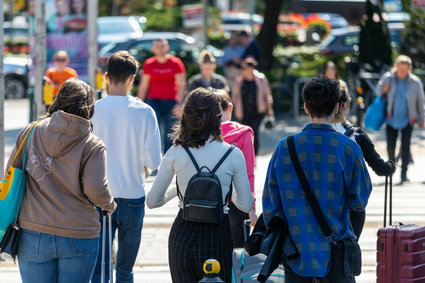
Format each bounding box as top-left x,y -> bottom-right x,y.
216,89 -> 257,248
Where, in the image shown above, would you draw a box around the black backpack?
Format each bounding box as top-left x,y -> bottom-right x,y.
177,144 -> 235,224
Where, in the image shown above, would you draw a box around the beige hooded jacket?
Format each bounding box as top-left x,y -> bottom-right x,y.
6,110 -> 116,238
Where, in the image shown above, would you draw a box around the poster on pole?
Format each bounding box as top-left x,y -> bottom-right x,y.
28,0 -> 88,81
182,4 -> 204,28
45,0 -> 88,81
412,0 -> 425,9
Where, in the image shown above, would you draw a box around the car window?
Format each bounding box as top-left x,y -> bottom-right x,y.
343,34 -> 359,46
320,34 -> 335,48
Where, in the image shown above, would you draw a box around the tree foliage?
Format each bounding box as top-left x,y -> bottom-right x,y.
400,8 -> 425,69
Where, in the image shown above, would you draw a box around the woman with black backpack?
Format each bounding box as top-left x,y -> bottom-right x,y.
147,87 -> 253,282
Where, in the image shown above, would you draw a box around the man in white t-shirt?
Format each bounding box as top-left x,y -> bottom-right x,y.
91,51 -> 162,283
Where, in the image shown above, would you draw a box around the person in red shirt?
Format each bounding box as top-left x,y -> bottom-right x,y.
45,50 -> 78,97
137,39 -> 186,153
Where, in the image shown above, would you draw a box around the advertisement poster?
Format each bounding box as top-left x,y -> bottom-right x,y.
28,0 -> 88,81
45,0 -> 88,81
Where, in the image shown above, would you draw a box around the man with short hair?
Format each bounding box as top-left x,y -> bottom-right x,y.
262,76 -> 372,282
378,55 -> 424,184
91,51 -> 162,283
238,30 -> 261,61
137,39 -> 186,153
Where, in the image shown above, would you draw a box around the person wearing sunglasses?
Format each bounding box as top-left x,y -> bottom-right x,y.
232,57 -> 273,155
45,50 -> 78,100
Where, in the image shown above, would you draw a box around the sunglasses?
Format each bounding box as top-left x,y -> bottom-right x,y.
55,57 -> 66,62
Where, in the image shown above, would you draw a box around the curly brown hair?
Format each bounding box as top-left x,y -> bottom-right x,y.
170,87 -> 223,148
46,78 -> 95,120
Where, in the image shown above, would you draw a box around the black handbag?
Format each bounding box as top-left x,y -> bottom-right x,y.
244,213 -> 266,256
0,223 -> 20,263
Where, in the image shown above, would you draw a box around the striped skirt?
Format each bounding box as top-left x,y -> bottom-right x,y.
168,210 -> 233,282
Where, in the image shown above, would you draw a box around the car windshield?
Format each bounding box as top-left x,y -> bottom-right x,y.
98,20 -> 138,35
320,34 -> 335,48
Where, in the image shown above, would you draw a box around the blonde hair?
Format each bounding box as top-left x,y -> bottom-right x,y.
395,55 -> 412,66
333,82 -> 351,123
198,50 -> 216,65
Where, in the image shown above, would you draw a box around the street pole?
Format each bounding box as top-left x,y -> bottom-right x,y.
202,0 -> 209,48
0,0 -> 4,174
248,0 -> 254,33
34,0 -> 45,120
88,0 -> 98,90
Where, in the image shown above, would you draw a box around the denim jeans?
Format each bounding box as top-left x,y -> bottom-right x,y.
148,99 -> 177,153
18,229 -> 98,283
92,197 -> 145,283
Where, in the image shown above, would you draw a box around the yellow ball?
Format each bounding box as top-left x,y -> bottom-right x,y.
203,259 -> 221,274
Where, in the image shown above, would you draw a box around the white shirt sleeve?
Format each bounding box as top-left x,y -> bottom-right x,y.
146,148 -> 176,208
144,107 -> 162,170
231,148 -> 254,213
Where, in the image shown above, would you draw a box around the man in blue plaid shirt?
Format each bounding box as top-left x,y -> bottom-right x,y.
263,76 -> 372,282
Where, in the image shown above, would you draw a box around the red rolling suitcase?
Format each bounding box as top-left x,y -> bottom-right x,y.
376,176 -> 425,283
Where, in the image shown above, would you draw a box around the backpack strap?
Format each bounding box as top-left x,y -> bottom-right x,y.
183,147 -> 201,173
287,135 -> 334,241
212,144 -> 236,173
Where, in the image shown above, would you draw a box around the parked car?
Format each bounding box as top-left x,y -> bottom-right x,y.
4,56 -> 31,99
220,12 -> 263,34
382,12 -> 410,24
319,22 -> 404,55
98,32 -> 223,71
97,16 -> 144,49
316,13 -> 349,29
4,21 -> 29,43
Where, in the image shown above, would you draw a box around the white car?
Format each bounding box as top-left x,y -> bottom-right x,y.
97,16 -> 145,49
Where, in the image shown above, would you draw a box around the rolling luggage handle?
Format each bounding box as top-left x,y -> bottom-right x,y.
101,211 -> 113,283
383,175 -> 393,228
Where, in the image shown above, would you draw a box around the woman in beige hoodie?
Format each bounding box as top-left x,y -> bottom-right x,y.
6,79 -> 116,283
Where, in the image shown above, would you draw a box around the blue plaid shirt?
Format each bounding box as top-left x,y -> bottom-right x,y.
262,124 -> 372,277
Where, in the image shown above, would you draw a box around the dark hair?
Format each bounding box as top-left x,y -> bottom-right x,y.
238,30 -> 249,37
47,78 -> 95,120
322,61 -> 339,79
302,76 -> 341,118
170,88 -> 223,148
214,89 -> 232,111
106,51 -> 139,85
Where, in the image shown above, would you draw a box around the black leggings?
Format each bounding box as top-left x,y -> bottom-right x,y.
228,202 -> 250,248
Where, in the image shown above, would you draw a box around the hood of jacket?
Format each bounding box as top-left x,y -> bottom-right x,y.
37,110 -> 91,158
221,121 -> 253,145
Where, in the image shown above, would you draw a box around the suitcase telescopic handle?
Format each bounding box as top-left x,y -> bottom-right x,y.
383,175 -> 393,227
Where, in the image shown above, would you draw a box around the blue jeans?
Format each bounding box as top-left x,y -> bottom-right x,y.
148,98 -> 177,153
92,197 -> 145,283
18,229 -> 98,283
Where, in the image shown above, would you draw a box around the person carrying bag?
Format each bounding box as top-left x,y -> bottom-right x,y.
287,135 -> 362,282
0,122 -> 38,261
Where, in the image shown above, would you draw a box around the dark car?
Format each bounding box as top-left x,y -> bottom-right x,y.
4,56 -> 31,99
98,32 -> 223,71
98,32 -> 198,70
319,22 -> 404,55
